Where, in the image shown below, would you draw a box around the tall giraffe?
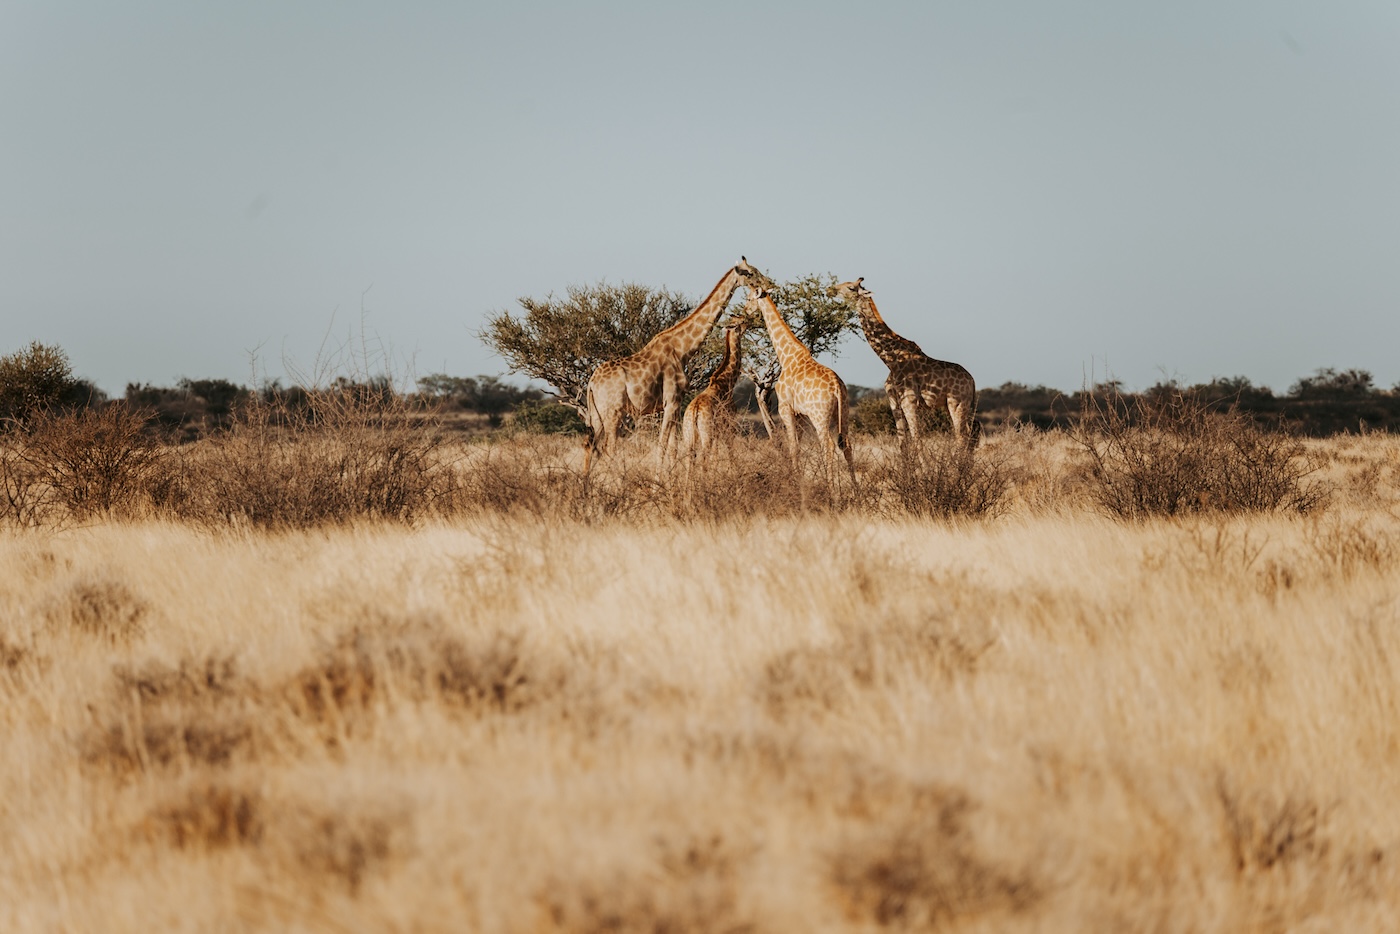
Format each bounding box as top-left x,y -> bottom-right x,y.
746,287 -> 856,483
831,278 -> 980,449
680,315 -> 748,465
583,257 -> 773,474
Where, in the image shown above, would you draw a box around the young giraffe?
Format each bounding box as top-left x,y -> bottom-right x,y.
680,315 -> 748,466
746,287 -> 856,483
583,257 -> 773,474
831,278 -> 980,450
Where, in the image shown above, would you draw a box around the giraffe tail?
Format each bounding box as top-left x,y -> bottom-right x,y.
836,393 -> 851,452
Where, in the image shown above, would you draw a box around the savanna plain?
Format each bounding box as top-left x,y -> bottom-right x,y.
4,423 -> 1400,933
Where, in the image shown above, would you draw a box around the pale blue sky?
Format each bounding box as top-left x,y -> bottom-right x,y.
3,1 -> 1398,395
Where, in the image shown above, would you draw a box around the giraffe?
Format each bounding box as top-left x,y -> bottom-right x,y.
680,315 -> 748,466
745,287 -> 856,483
831,278 -> 980,450
583,257 -> 774,474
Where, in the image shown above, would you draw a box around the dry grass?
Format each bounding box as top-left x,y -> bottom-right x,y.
1,431 -> 1400,931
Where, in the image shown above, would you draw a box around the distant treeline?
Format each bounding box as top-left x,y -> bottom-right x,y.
120,373 -> 554,439
69,367 -> 1400,439
3,342 -> 1397,439
972,368 -> 1400,436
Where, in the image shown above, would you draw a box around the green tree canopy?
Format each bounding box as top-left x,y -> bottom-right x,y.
740,273 -> 860,435
0,342 -> 99,424
478,282 -> 694,413
1289,367 -> 1375,399
478,273 -> 861,429
416,373 -> 543,426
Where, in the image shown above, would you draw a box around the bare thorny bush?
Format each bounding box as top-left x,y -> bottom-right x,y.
0,387 -> 1354,531
0,387 -> 461,530
457,434 -> 835,523
0,404 -> 163,528
455,429 -> 1016,523
1071,386 -> 1330,519
865,436 -> 1014,520
160,386 -> 459,528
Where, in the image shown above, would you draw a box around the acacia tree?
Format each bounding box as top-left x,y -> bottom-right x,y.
740,273 -> 859,437
478,282 -> 694,415
478,273 -> 861,433
0,342 -> 102,426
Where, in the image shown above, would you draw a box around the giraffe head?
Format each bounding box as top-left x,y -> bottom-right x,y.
829,278 -> 872,305
740,286 -> 771,321
720,312 -> 751,337
734,256 -> 776,292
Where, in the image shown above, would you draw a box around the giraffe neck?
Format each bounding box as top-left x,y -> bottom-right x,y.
708,328 -> 744,397
757,294 -> 814,371
857,296 -> 921,362
658,268 -> 744,359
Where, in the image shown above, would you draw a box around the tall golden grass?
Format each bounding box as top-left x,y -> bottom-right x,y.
2,427 -> 1399,931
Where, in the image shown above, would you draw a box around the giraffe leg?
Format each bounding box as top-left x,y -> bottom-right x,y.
599,411 -> 621,459
900,392 -> 923,445
680,406 -> 697,479
818,416 -> 848,486
816,401 -> 844,484
779,402 -> 800,472
697,412 -> 713,467
813,425 -> 834,480
946,397 -> 969,449
886,384 -> 908,443
657,392 -> 682,469
946,394 -> 979,451
837,400 -> 856,485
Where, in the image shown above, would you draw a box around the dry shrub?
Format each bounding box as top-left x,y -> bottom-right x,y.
1254,519 -> 1397,597
119,654 -> 244,703
466,432 -> 1026,524
146,782 -> 407,896
1305,518 -> 1397,578
670,438 -> 827,520
0,634 -> 36,679
762,616 -> 993,719
289,621 -> 562,749
161,392 -> 458,529
540,833 -> 754,934
832,784 -> 1038,928
0,404 -> 163,526
457,441 -> 576,515
151,782 -> 265,850
458,435 -> 830,523
86,656 -> 257,776
1074,388 -> 1329,519
867,438 -> 1012,519
45,575 -> 150,643
1217,779 -> 1330,875
88,699 -> 256,776
0,441 -> 47,527
87,619 -> 573,776
1140,523 -> 1271,584
279,801 -> 405,895
84,621 -> 574,784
